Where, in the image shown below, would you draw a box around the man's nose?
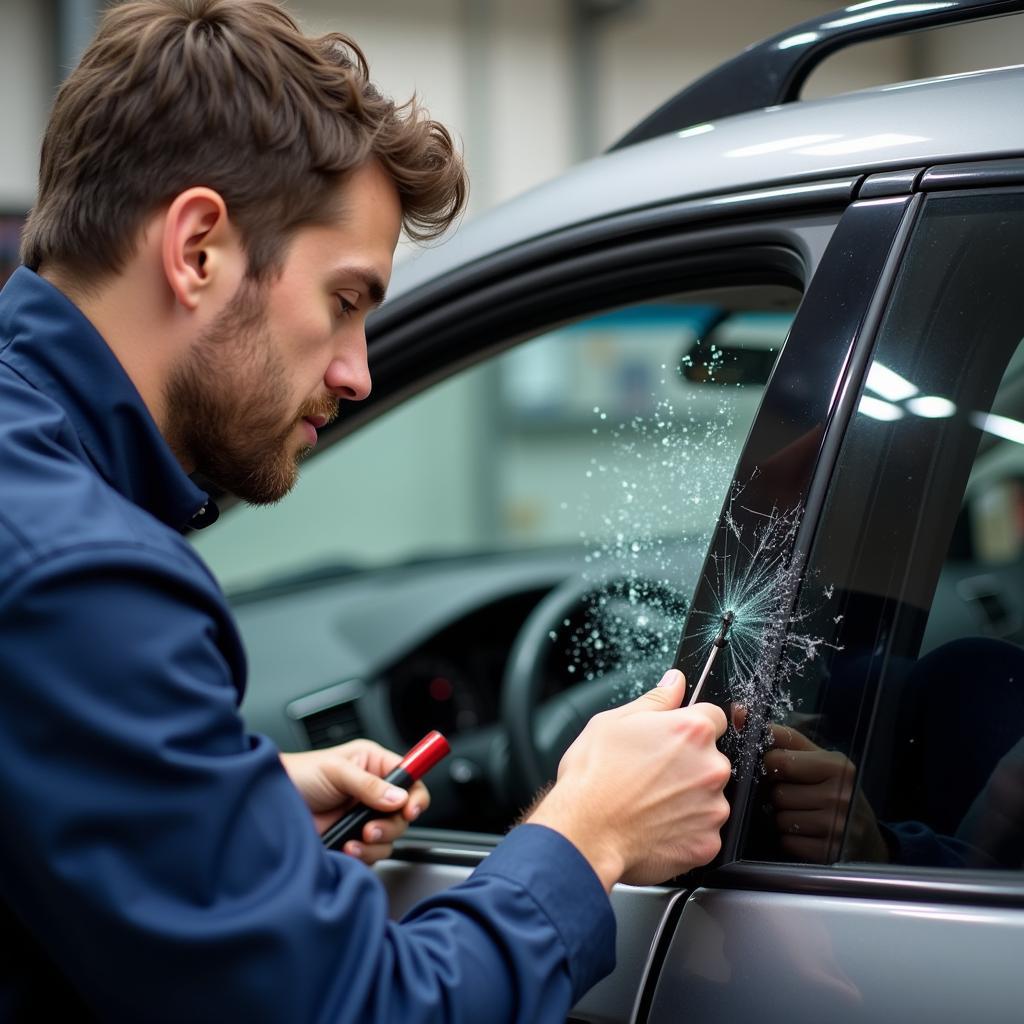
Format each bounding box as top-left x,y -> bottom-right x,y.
324,345 -> 372,402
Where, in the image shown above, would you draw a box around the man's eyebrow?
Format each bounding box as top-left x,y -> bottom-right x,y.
332,266 -> 387,308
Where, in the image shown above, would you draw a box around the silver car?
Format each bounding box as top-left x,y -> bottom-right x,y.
198,1 -> 1024,1019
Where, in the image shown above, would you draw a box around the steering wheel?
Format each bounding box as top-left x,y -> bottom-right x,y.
501,573 -> 688,804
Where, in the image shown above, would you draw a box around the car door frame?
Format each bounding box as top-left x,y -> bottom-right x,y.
641,162 -> 1024,1024
351,181 -> 861,1023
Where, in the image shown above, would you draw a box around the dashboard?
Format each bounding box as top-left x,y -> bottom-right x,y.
232,542 -> 702,832
232,548 -> 582,831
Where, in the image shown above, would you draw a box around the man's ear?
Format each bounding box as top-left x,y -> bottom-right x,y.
160,188 -> 242,311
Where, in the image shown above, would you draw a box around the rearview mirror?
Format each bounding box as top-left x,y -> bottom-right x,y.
680,313 -> 786,387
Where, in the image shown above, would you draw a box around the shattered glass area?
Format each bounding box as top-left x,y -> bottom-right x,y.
561,345 -> 749,701
689,478 -> 843,767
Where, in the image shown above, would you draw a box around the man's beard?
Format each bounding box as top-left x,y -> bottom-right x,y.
164,279 -> 337,506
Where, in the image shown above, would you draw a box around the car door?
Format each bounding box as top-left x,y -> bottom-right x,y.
222,193 -> 864,1024
645,164 -> 1024,1023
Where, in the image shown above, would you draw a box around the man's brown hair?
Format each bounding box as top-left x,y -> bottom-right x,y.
21,0 -> 467,286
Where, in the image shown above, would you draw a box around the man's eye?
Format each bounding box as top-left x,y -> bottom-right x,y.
334,294 -> 357,317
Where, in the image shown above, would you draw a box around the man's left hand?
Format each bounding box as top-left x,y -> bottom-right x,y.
281,740 -> 430,865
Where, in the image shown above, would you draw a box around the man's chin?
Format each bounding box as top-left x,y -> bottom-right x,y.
206,455 -> 302,508
243,465 -> 301,506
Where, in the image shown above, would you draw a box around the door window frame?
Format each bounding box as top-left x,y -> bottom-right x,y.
708,172 -> 1024,910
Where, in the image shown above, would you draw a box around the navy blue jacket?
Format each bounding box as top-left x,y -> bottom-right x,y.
0,267 -> 616,1021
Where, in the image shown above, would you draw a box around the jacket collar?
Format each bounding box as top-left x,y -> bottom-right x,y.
0,266 -> 217,532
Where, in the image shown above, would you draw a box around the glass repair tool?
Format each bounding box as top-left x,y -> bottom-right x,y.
687,610 -> 734,706
321,730 -> 450,851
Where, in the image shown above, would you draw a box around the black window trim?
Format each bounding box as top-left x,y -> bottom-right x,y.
673,195 -> 918,866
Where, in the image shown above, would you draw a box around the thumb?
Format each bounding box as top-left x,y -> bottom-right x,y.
628,667 -> 686,712
322,758 -> 408,813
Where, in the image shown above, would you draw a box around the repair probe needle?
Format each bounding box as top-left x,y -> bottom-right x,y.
687,610 -> 734,706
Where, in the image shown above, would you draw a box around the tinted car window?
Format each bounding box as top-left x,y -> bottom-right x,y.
739,190 -> 1024,871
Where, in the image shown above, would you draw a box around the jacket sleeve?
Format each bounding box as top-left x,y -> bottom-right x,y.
0,544 -> 616,1023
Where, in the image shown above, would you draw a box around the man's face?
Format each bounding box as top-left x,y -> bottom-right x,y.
165,161 -> 402,504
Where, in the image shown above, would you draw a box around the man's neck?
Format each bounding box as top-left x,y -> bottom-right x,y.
39,263 -> 176,444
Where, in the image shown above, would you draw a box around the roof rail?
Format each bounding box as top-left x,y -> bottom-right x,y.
611,0 -> 1024,151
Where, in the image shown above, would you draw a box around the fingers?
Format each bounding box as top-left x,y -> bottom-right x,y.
764,747 -> 850,785
316,746 -> 432,824
622,669 -> 729,745
767,722 -> 821,753
342,839 -> 395,865
774,808 -> 842,838
625,669 -> 728,744
729,702 -> 748,732
361,813 -> 410,846
338,739 -> 403,778
336,785 -> 428,866
771,778 -> 847,811
402,780 -> 431,822
322,756 -> 410,813
685,699 -> 729,740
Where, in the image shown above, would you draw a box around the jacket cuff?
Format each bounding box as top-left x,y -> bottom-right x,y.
475,823 -> 617,997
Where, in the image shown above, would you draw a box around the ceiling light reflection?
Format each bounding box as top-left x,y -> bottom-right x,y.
823,4 -> 954,30
859,396 -> 904,421
796,133 -> 926,156
972,412 -> 1024,445
677,123 -> 715,139
866,362 -> 919,402
777,31 -> 820,50
845,0 -> 902,12
905,395 -> 956,419
724,134 -> 841,158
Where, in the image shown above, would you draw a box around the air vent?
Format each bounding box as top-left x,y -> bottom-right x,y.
301,702 -> 363,750
286,679 -> 367,750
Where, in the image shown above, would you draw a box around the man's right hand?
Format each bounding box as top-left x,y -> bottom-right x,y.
527,669 -> 731,890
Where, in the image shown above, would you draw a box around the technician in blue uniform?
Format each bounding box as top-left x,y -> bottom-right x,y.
0,1 -> 732,1020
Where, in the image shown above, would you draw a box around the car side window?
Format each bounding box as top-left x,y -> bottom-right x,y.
195,290 -> 796,595
739,191 -> 1024,872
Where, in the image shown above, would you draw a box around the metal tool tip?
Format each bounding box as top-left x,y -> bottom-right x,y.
713,610 -> 735,648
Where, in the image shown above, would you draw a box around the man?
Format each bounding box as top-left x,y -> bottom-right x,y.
0,1 -> 731,1020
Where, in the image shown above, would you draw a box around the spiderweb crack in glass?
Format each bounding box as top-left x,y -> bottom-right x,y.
691,480 -> 843,767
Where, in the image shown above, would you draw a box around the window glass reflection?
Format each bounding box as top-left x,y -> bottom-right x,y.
740,192 -> 1024,872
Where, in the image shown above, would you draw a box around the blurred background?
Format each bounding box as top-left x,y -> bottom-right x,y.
2,0 -> 1023,590
4,0 -> 1024,223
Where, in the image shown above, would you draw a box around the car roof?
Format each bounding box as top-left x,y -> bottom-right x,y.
391,64 -> 1024,301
